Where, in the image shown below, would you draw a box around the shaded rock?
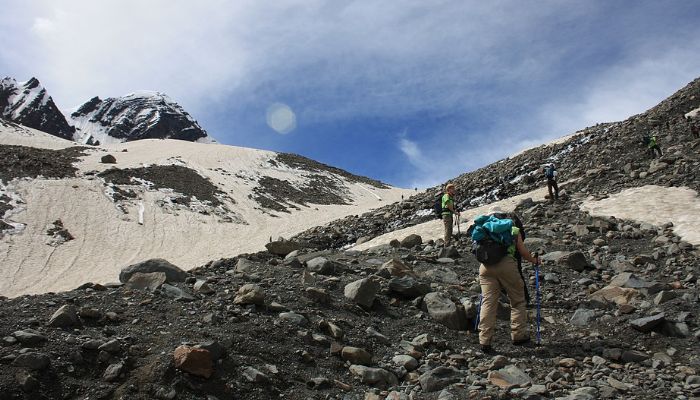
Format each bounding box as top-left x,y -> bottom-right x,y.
344,278 -> 380,308
392,355 -> 418,371
488,365 -> 531,390
15,370 -> 39,392
160,284 -> 194,301
173,345 -> 213,378
47,304 -> 80,328
400,234 -> 422,248
348,365 -> 398,386
12,330 -> 47,347
306,257 -> 342,275
570,309 -> 596,327
621,350 -> 648,363
193,280 -> 215,295
419,366 -> 462,392
423,292 -> 466,330
388,276 -> 430,299
103,362 -> 124,382
341,347 -> 372,366
438,246 -> 460,259
12,352 -> 51,370
119,259 -> 187,283
100,154 -> 116,164
126,272 -> 166,291
234,284 -> 265,305
242,367 -> 269,383
377,259 -> 417,278
265,239 -> 301,256
279,312 -> 308,326
561,251 -> 588,272
630,313 -> 665,332
305,287 -> 331,304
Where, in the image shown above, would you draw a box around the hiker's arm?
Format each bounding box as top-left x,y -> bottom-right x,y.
447,200 -> 459,215
516,235 -> 538,264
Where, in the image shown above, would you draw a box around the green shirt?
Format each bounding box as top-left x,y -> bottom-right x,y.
441,193 -> 454,215
507,226 -> 520,259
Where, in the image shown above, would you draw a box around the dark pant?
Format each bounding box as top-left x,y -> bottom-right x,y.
546,179 -> 559,200
649,145 -> 662,158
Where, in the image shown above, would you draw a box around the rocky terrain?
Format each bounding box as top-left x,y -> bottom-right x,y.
0,79 -> 698,399
292,78 -> 700,250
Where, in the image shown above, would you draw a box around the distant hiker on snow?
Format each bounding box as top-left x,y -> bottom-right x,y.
441,184 -> 460,247
542,163 -> 559,201
645,132 -> 663,158
470,214 -> 539,353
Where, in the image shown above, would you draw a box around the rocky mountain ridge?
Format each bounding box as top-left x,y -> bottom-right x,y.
0,78 -> 75,140
0,77 -> 210,145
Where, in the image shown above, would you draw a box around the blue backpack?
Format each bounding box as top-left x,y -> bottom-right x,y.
544,165 -> 555,179
470,215 -> 514,265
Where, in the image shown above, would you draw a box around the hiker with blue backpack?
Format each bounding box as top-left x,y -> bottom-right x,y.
543,163 -> 559,201
471,213 -> 539,354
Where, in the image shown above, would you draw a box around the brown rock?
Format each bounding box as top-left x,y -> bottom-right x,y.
173,345 -> 213,378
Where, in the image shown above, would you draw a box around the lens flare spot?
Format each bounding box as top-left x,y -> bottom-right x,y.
266,103 -> 296,134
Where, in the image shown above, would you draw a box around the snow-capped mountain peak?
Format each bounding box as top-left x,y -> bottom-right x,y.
69,90 -> 209,145
0,77 -> 75,140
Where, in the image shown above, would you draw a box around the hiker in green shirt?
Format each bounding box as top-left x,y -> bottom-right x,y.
441,184 -> 460,246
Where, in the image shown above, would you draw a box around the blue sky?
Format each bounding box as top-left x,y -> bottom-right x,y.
2,1 -> 700,188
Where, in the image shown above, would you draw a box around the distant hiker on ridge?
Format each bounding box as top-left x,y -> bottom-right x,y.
646,131 -> 663,158
441,183 -> 460,247
542,163 -> 559,202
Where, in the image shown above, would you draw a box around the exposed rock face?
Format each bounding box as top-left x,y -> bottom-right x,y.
70,91 -> 208,144
0,77 -> 75,140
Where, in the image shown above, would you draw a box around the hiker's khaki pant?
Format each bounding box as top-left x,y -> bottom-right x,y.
442,214 -> 453,245
478,256 -> 529,345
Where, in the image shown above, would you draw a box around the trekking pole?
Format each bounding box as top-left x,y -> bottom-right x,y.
474,293 -> 483,331
534,254 -> 542,346
456,213 -> 461,236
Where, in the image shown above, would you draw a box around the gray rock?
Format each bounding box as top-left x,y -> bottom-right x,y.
562,251 -> 588,272
388,276 -> 430,299
661,321 -> 690,338
160,283 -> 195,301
100,154 -> 116,164
242,367 -> 269,383
419,366 -> 462,392
12,330 -> 47,346
570,309 -> 596,327
348,365 -> 398,386
630,313 -> 665,332
126,272 -> 167,291
98,339 -> 121,354
488,365 -> 531,389
103,362 -> 123,382
621,350 -> 648,363
401,234 -> 422,248
392,355 -> 418,371
344,278 -> 380,308
13,352 -> 51,370
234,284 -> 265,305
423,292 -> 467,330
306,257 -> 341,275
119,259 -> 187,283
265,239 -> 301,256
15,370 -> 39,392
47,304 -> 80,328
278,312 -> 308,326
438,246 -> 460,259
193,280 -> 215,294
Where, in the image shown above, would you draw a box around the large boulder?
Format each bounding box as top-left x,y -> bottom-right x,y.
388,276 -> 431,299
173,345 -> 213,378
119,259 -> 187,284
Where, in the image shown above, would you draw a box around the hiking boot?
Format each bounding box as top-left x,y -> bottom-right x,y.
513,337 -> 532,346
480,344 -> 495,354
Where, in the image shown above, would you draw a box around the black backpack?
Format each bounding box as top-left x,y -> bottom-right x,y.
544,165 -> 555,179
433,192 -> 444,219
472,237 -> 509,265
